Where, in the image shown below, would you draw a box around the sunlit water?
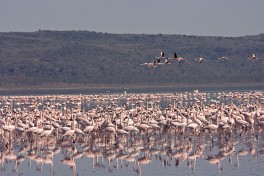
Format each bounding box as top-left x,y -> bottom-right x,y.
1,89 -> 264,176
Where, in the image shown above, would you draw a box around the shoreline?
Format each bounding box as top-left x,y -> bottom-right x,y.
0,82 -> 263,90
0,82 -> 263,96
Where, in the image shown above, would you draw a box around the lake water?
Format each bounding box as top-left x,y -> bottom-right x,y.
0,83 -> 263,96
0,87 -> 264,176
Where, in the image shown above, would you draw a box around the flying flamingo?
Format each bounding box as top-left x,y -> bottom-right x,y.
155,51 -> 166,59
168,53 -> 185,63
248,53 -> 257,60
153,51 -> 170,65
140,51 -> 169,67
195,57 -> 206,63
141,51 -> 173,67
217,56 -> 229,60
140,62 -> 156,67
248,53 -> 262,60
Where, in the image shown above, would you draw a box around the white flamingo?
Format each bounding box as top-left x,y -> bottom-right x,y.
248,53 -> 257,60
217,56 -> 229,60
195,57 -> 206,63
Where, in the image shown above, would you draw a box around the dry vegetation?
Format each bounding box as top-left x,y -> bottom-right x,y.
0,30 -> 264,87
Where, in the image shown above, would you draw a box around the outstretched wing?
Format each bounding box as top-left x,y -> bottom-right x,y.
153,59 -> 161,64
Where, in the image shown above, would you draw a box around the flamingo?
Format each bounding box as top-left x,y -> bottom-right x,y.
2,123 -> 16,133
83,124 -> 94,133
40,119 -> 54,138
43,156 -> 54,174
217,56 -> 229,60
136,123 -> 151,132
140,51 -> 167,67
155,51 -> 166,59
168,52 -> 185,63
40,126 -> 54,138
234,149 -> 248,167
1,91 -> 264,175
153,51 -> 170,65
152,58 -> 169,65
195,57 -> 206,63
61,157 -> 76,176
63,129 -> 75,138
207,154 -> 224,173
248,53 -> 257,60
140,62 -> 157,67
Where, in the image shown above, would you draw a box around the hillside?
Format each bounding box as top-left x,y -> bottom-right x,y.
0,30 -> 264,87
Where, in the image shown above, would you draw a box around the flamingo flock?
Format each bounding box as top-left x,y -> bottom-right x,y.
140,52 -> 263,67
0,91 -> 264,175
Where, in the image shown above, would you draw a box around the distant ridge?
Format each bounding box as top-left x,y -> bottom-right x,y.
0,30 -> 263,87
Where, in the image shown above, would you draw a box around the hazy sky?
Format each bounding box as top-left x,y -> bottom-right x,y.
0,0 -> 263,36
